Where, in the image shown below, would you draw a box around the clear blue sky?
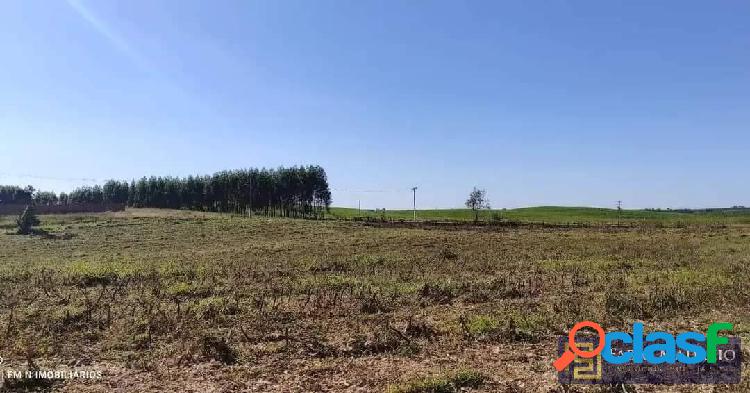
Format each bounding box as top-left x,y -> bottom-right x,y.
1,1 -> 748,209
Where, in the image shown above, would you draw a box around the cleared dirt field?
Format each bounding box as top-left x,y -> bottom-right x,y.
0,209 -> 748,392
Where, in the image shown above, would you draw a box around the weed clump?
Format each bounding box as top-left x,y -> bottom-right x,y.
460,314 -> 547,343
359,294 -> 390,314
346,323 -> 419,356
405,318 -> 438,340
418,282 -> 456,305
438,247 -> 458,260
200,336 -> 237,364
195,296 -> 239,320
303,335 -> 338,358
604,283 -> 704,322
390,369 -> 485,393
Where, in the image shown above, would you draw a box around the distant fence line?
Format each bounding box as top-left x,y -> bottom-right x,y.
0,203 -> 126,216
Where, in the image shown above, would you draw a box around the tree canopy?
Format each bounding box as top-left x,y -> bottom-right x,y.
0,185 -> 34,205
58,166 -> 332,218
465,187 -> 490,222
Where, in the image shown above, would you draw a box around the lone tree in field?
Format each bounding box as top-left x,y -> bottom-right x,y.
465,187 -> 490,222
16,205 -> 40,235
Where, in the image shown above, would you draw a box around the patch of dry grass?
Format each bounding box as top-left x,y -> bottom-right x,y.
0,208 -> 749,392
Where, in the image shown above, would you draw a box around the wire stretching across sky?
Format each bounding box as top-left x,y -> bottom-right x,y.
0,173 -> 100,184
330,188 -> 413,193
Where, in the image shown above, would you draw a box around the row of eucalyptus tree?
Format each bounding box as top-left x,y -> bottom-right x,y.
59,166 -> 331,218
0,185 -> 34,205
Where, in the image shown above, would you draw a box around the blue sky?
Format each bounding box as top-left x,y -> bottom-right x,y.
1,0 -> 748,209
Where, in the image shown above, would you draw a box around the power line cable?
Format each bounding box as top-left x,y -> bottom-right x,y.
0,172 -> 100,183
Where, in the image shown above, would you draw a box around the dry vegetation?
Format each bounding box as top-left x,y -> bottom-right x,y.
0,208 -> 749,392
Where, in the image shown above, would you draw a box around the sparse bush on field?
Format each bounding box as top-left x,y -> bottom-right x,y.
460,311 -> 550,343
309,259 -> 349,273
487,273 -> 542,298
200,335 -> 237,364
15,205 -> 40,234
464,274 -> 543,304
419,281 -> 458,305
437,247 -> 458,260
346,322 -> 419,356
195,296 -> 239,320
66,261 -> 120,288
359,293 -> 390,314
462,315 -> 500,337
603,272 -> 726,323
302,333 -> 338,358
389,369 -> 485,393
405,318 -> 438,340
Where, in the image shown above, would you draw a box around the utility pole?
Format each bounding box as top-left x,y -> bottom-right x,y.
616,200 -> 622,226
358,200 -> 361,215
411,186 -> 418,221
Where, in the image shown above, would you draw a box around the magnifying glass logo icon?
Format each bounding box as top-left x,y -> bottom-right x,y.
553,320 -> 605,372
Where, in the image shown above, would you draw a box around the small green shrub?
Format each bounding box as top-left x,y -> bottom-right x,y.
419,281 -> 457,304
462,313 -> 548,343
16,205 -> 40,235
466,315 -> 500,337
390,369 -> 485,393
195,296 -> 238,319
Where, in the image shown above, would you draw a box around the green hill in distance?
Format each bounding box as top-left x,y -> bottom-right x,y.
328,206 -> 750,225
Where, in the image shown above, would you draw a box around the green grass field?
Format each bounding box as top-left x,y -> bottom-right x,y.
328,206 -> 750,225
